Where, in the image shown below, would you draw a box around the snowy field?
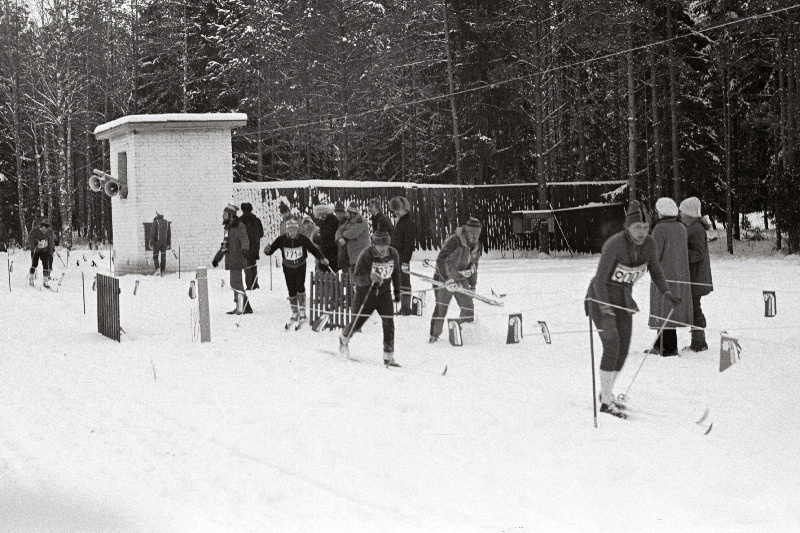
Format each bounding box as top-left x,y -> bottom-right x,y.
2,241 -> 800,532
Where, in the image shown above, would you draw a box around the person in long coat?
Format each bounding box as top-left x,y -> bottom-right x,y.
212,205 -> 250,315
389,195 -> 416,315
335,202 -> 370,276
314,204 -> 340,272
239,202 -> 264,297
680,197 -> 714,352
647,198 -> 693,356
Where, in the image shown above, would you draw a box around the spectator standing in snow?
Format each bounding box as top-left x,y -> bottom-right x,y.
388,196 -> 416,315
278,202 -> 292,235
367,198 -> 394,236
335,202 -> 370,276
333,202 -> 348,271
150,210 -> 171,276
584,201 -> 682,418
263,217 -> 328,327
646,198 -> 693,357
314,203 -> 340,272
429,217 -> 483,343
240,202 -> 264,292
212,205 -> 251,315
338,229 -> 402,367
27,219 -> 55,287
680,197 -> 714,352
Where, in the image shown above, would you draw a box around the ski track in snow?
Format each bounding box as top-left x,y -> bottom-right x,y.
1,249 -> 800,531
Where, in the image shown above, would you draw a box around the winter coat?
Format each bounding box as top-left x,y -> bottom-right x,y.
586,230 -> 670,315
352,245 -> 401,300
317,215 -> 340,265
648,217 -> 693,328
150,215 -> 171,248
370,210 -> 394,235
213,218 -> 249,270
682,216 -> 713,297
239,212 -> 264,260
435,226 -> 481,288
28,227 -> 55,254
391,212 -> 417,264
301,220 -> 320,245
336,214 -> 370,267
264,233 -> 324,270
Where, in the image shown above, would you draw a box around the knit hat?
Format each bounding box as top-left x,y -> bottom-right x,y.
241,202 -> 253,213
334,201 -> 346,213
464,217 -> 481,230
347,202 -> 360,214
367,197 -> 380,208
388,196 -> 411,212
372,230 -> 391,246
655,197 -> 679,218
223,204 -> 238,218
679,197 -> 702,218
278,203 -> 290,214
624,201 -> 649,227
285,217 -> 299,229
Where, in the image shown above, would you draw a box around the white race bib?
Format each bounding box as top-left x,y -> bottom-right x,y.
610,263 -> 647,285
284,246 -> 303,261
372,262 -> 394,280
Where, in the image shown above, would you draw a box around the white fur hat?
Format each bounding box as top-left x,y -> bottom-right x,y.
655,197 -> 679,218
679,197 -> 702,218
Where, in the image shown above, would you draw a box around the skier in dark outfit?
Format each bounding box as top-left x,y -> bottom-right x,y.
585,201 -> 682,418
338,230 -> 402,367
28,219 -> 55,287
264,217 -> 328,326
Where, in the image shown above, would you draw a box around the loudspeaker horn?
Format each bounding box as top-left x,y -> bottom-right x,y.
88,174 -> 105,192
104,178 -> 120,197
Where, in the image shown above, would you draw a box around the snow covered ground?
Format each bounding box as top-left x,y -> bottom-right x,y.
2,245 -> 800,532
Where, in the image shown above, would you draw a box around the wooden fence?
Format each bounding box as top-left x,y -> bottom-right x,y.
309,270 -> 353,330
233,180 -> 627,254
96,273 -> 121,342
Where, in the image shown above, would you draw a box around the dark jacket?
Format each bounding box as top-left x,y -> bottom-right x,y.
352,245 -> 401,300
391,212 -> 416,264
683,216 -> 713,297
150,215 -> 171,248
336,214 -> 370,267
28,226 -> 55,254
435,226 -> 481,288
648,217 -> 693,328
370,210 -> 394,235
213,218 -> 249,270
318,215 -> 340,264
240,212 -> 264,260
586,230 -> 670,315
264,233 -> 324,270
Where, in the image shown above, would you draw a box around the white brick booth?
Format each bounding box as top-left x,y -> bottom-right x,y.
93,113 -> 247,275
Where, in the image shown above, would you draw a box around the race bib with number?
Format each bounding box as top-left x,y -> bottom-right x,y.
372,262 -> 395,280
610,263 -> 647,285
37,239 -> 48,249
283,246 -> 303,262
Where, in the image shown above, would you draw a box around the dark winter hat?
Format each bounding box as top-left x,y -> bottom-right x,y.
241,202 -> 253,213
463,217 -> 482,231
367,197 -> 380,208
347,202 -> 360,214
279,203 -> 290,214
388,196 -> 410,212
372,230 -> 391,246
334,201 -> 346,213
223,204 -> 238,218
624,201 -> 649,227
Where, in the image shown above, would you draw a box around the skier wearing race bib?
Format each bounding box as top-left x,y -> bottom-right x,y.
585,201 -> 682,418
338,229 -> 402,367
27,219 -> 56,287
428,217 -> 482,343
264,217 -> 328,326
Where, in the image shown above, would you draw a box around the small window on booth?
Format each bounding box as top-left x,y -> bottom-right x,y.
117,152 -> 128,199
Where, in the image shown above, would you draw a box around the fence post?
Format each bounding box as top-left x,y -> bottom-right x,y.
196,267 -> 211,342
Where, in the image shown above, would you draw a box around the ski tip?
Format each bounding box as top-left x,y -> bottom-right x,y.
442,364 -> 448,376
703,422 -> 714,435
695,407 -> 710,425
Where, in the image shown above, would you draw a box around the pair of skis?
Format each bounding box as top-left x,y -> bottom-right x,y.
285,317 -> 306,331
408,271 -> 504,307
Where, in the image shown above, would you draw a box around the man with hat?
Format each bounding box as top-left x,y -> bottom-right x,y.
240,202 -> 264,293
584,201 -> 682,418
338,229 -> 402,367
335,202 -> 370,276
679,196 -> 713,352
367,198 -> 394,236
27,218 -> 56,287
150,209 -> 171,276
212,204 -> 250,315
428,217 -> 483,343
389,196 -> 416,315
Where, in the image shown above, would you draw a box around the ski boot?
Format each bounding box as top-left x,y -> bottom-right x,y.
383,352 -> 401,368
338,332 -> 350,357
600,402 -> 628,419
28,272 -> 35,287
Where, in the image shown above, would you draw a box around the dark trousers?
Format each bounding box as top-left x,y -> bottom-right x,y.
651,329 -> 678,353
399,270 -> 412,313
692,295 -> 707,329
30,250 -> 53,278
283,266 -> 307,297
152,244 -> 167,273
588,301 -> 633,372
229,268 -> 244,303
245,257 -> 259,290
343,286 -> 395,353
429,286 -> 474,338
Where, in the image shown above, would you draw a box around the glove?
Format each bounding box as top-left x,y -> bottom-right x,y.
338,238 -> 346,246
263,246 -> 271,255
370,271 -> 383,284
401,262 -> 409,273
320,258 -> 329,267
212,260 -> 218,268
665,292 -> 682,308
444,279 -> 459,292
394,293 -> 401,303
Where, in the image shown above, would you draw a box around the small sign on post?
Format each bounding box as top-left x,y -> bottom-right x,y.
196,267 -> 211,342
506,313 -> 523,344
719,333 -> 742,372
763,291 -> 776,317
448,319 -> 463,347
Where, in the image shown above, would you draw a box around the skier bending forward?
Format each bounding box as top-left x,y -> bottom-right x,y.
338,230 -> 402,367
585,201 -> 681,419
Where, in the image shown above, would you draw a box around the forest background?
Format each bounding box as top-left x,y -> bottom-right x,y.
0,0 -> 798,253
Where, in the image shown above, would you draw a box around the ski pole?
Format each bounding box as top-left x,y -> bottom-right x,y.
590,317 -> 597,429
344,281 -> 376,343
619,307 -> 675,402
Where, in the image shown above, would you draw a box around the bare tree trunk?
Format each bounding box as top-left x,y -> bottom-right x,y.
443,0 -> 462,184
12,7 -> 26,240
723,66 -> 733,254
182,0 -> 189,112
667,7 -> 680,199
45,127 -> 54,220
648,0 -> 663,198
627,21 -> 637,203
33,126 -> 45,216
257,82 -> 263,180
532,22 -> 549,254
